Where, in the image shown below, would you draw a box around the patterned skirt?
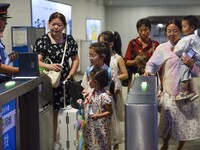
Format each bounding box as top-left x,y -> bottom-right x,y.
158,92 -> 200,141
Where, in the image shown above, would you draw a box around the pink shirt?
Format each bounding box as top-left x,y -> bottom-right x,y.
146,41 -> 181,96
146,41 -> 200,96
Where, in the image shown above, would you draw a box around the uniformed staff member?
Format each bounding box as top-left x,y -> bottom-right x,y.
0,3 -> 18,83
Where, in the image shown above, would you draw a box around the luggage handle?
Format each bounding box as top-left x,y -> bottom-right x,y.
63,80 -> 68,107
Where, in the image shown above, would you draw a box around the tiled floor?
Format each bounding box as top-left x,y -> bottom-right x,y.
75,74 -> 200,150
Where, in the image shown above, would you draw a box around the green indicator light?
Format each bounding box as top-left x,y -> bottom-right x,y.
5,81 -> 16,89
141,82 -> 147,92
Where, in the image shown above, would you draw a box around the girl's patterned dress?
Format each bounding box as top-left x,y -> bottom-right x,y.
83,89 -> 112,150
33,33 -> 78,110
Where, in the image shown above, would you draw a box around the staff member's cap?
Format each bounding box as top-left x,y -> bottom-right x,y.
0,3 -> 11,19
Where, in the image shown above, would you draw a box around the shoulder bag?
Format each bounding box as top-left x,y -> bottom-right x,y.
43,42 -> 68,88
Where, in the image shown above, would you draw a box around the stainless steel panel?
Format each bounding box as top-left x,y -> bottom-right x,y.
125,76 -> 157,150
125,104 -> 157,150
39,104 -> 53,150
38,74 -> 53,107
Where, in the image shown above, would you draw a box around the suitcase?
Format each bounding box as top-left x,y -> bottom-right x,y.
58,106 -> 78,150
57,80 -> 79,150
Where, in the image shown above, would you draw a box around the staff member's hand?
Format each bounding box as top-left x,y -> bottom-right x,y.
8,52 -> 18,62
181,54 -> 194,70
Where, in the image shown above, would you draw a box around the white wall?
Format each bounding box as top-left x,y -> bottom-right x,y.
2,1 -> 200,57
105,5 -> 200,55
1,0 -> 31,53
1,0 -> 105,54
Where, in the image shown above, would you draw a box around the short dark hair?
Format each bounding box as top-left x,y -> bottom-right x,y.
182,15 -> 198,30
48,12 -> 67,27
136,18 -> 151,30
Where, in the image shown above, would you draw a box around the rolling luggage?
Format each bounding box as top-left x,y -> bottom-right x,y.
58,106 -> 78,150
57,80 -> 79,150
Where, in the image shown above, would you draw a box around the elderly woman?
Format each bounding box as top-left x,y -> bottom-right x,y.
144,19 -> 200,150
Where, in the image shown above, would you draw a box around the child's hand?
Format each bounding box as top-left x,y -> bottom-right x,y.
76,99 -> 82,104
91,114 -> 98,120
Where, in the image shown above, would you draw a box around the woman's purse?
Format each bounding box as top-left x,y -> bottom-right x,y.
43,58 -> 62,88
43,42 -> 68,88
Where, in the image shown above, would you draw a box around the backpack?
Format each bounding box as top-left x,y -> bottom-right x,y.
86,66 -> 112,82
122,39 -> 136,87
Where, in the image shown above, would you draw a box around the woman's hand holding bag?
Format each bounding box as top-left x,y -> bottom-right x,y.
43,42 -> 68,88
43,58 -> 63,88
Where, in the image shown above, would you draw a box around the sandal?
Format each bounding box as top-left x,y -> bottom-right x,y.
185,93 -> 199,102
175,92 -> 189,101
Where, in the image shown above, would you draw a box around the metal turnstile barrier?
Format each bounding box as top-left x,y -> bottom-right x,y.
125,76 -> 158,150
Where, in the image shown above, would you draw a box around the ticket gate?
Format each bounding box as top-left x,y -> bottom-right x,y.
125,76 -> 158,150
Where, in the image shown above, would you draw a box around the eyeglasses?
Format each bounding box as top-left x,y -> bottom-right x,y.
138,28 -> 150,33
88,54 -> 99,59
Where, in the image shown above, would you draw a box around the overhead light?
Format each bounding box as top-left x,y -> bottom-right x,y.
157,23 -> 164,28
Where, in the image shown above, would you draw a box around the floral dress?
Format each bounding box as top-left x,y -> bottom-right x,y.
146,41 -> 200,141
33,33 -> 78,110
83,89 -> 112,150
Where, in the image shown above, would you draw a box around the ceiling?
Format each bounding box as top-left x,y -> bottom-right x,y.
102,0 -> 200,6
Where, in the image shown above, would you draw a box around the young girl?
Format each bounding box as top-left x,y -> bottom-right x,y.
173,15 -> 200,101
98,31 -> 128,82
81,42 -> 121,95
78,67 -> 113,149
81,42 -> 123,150
98,31 -> 126,149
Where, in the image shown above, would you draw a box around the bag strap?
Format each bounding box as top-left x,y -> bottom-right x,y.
44,58 -> 53,64
131,39 -> 136,59
86,66 -> 91,81
60,41 -> 68,65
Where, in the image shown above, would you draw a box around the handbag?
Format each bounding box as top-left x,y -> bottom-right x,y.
65,77 -> 84,109
43,42 -> 68,88
43,58 -> 62,88
121,66 -> 132,87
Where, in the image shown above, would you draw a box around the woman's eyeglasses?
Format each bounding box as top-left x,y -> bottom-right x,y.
88,54 -> 98,59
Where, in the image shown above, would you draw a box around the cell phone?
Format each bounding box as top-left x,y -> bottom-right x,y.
186,48 -> 195,58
